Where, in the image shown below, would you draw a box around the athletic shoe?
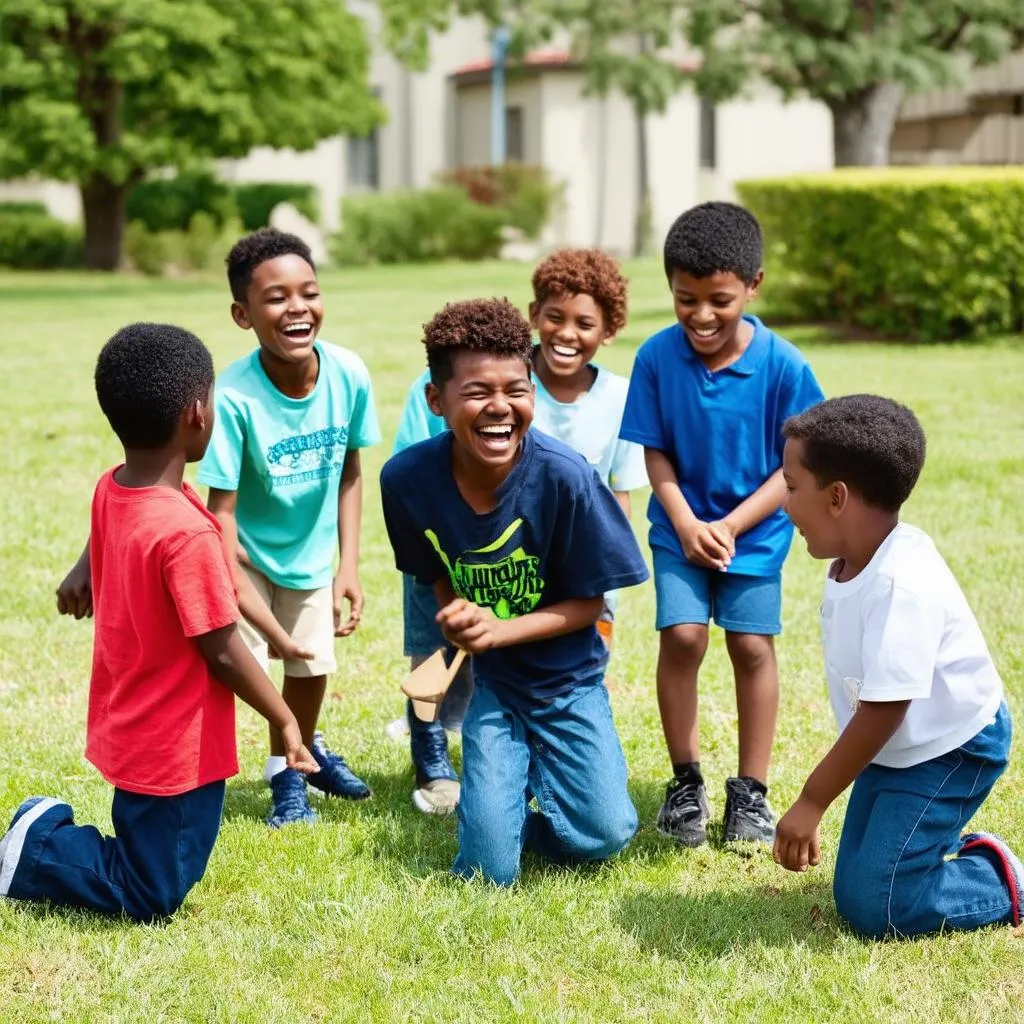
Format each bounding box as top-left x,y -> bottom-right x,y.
266,769 -> 317,829
413,778 -> 461,815
722,776 -> 776,845
410,713 -> 459,816
308,731 -> 371,800
960,831 -> 1023,926
655,769 -> 711,847
1,797 -> 62,896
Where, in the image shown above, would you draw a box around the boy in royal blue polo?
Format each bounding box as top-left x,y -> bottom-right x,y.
620,202 -> 824,849
380,298 -> 649,885
777,395 -> 1021,938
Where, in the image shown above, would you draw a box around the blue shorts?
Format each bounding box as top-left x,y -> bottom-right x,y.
402,574 -> 445,657
652,547 -> 781,635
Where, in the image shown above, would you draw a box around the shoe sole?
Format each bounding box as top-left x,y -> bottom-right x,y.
655,821 -> 709,848
308,784 -> 372,801
412,789 -> 457,816
0,797 -> 61,896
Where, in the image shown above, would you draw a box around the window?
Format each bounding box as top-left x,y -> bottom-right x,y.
505,106 -> 524,162
699,97 -> 717,170
347,87 -> 381,189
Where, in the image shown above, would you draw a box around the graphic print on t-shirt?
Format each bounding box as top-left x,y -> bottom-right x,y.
424,518 -> 544,619
266,427 -> 349,486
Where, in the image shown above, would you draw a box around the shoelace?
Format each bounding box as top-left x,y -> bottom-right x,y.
411,723 -> 451,776
272,772 -> 309,817
665,778 -> 704,822
729,785 -> 770,824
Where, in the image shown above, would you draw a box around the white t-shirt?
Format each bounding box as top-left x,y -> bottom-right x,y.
821,522 -> 1003,769
533,365 -> 648,493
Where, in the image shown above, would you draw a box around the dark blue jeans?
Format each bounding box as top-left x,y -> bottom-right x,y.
834,703 -> 1016,938
453,678 -> 638,886
3,780 -> 225,922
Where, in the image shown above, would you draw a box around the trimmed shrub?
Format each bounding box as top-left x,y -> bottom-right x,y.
127,170 -> 237,232
439,163 -> 563,239
331,188 -> 504,265
233,182 -> 320,230
736,167 -> 1024,340
123,215 -> 244,276
0,201 -> 48,216
0,212 -> 83,269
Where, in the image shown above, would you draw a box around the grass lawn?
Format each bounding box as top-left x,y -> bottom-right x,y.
1,260 -> 1022,1023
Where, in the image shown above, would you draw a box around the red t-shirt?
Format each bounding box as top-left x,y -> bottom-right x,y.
86,470 -> 240,796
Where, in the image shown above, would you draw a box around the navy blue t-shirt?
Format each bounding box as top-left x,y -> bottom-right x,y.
380,429 -> 650,706
620,315 -> 824,576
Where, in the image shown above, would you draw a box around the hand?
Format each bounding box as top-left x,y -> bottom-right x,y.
268,638 -> 315,662
707,519 -> 737,559
56,560 -> 93,619
281,721 -> 318,775
773,794 -> 824,873
332,570 -> 364,637
436,598 -> 505,654
677,520 -> 733,571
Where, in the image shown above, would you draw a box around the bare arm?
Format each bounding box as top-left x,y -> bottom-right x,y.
774,699 -> 911,872
333,449 -> 365,636
195,624 -> 317,772
722,468 -> 787,538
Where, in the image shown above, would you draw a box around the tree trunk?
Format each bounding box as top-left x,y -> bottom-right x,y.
80,176 -> 128,271
633,103 -> 652,257
828,83 -> 906,167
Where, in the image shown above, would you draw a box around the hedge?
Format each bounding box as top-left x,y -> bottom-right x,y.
0,211 -> 83,269
736,167 -> 1024,340
331,188 -> 505,265
233,183 -> 319,230
0,201 -> 48,216
438,163 -> 563,240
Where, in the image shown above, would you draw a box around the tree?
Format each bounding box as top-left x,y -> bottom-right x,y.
0,0 -> 384,269
685,0 -> 1024,166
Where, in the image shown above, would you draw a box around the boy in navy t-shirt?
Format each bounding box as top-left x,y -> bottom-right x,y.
380,298 -> 649,885
620,202 -> 824,849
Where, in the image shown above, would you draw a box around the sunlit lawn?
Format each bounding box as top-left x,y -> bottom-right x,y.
1,260 -> 1022,1022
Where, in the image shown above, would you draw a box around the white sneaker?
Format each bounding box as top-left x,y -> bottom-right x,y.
384,716 -> 410,742
412,778 -> 460,815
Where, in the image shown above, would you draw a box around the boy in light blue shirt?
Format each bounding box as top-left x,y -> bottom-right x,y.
388,249 -> 647,815
620,202 -> 824,851
198,228 -> 381,828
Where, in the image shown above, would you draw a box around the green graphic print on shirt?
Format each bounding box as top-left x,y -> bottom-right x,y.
424,518 -> 544,619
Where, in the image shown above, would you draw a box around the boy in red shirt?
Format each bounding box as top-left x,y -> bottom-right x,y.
0,323 -> 316,922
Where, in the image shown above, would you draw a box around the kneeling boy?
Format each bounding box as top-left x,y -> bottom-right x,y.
380,298 -> 649,885
776,394 -> 1021,938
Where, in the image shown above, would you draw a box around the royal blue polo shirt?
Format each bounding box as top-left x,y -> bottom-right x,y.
620,315 -> 824,576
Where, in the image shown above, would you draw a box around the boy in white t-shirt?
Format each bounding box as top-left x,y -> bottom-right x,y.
777,394 -> 1021,938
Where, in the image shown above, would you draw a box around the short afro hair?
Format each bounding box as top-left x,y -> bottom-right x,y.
95,323 -> 214,450
226,228 -> 315,301
663,201 -> 763,285
530,248 -> 628,334
422,298 -> 533,386
783,394 -> 926,513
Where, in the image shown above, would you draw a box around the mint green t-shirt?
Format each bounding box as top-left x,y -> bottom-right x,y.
197,341 -> 381,590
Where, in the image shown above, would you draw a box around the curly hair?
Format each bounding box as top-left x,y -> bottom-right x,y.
95,323 -> 214,450
423,298 -> 534,386
226,227 -> 315,301
783,395 -> 926,512
530,248 -> 628,334
663,201 -> 763,285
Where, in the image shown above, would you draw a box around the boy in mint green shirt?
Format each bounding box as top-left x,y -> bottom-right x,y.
197,228 -> 380,827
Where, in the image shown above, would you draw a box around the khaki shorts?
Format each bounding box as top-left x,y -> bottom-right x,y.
237,564 -> 336,678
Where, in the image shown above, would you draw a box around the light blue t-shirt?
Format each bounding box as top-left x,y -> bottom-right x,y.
393,363 -> 648,494
620,315 -> 824,576
197,341 -> 381,589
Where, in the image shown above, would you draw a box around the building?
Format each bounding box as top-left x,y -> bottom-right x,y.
891,53 -> 1024,165
2,6 -> 834,256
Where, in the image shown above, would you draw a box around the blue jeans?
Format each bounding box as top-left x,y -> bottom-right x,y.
453,678 -> 637,885
3,780 -> 225,922
834,703 -> 1015,938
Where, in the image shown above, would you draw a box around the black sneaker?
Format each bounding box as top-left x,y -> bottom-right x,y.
655,771 -> 711,847
722,776 -> 776,846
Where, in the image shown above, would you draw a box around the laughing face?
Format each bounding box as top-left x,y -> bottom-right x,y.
669,267 -> 762,368
232,253 -> 324,367
427,351 -> 535,473
530,291 -> 610,382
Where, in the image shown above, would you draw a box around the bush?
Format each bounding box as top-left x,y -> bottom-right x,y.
233,182 -> 320,230
439,163 -> 563,239
0,212 -> 83,269
127,170 -> 238,232
123,215 -> 243,276
0,201 -> 48,216
736,168 -> 1024,340
331,188 -> 505,265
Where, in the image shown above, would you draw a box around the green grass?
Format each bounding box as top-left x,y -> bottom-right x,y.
1,261 -> 1023,1023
